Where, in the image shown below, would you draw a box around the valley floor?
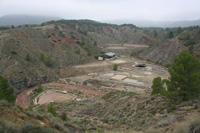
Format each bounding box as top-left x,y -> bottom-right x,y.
12,44 -> 200,132
15,55 -> 169,108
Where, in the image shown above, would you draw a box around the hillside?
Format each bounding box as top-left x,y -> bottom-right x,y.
137,26 -> 200,66
0,20 -> 155,93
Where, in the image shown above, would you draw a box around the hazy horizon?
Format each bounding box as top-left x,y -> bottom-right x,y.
0,0 -> 200,22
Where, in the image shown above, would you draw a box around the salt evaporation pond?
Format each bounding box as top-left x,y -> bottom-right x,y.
123,78 -> 145,85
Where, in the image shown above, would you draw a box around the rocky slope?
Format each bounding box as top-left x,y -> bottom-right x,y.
138,27 -> 200,66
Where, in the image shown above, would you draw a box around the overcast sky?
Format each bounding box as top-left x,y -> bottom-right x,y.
0,0 -> 200,21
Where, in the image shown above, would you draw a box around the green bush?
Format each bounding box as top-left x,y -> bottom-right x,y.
61,112 -> 68,121
167,104 -> 177,113
0,76 -> 16,103
113,64 -> 118,71
76,41 -> 80,44
36,84 -> 43,93
25,53 -> 31,61
40,52 -> 45,61
48,103 -> 57,116
151,109 -> 157,115
88,51 -> 91,56
75,48 -> 80,54
45,56 -> 52,67
183,40 -> 196,47
151,77 -> 166,96
94,55 -> 99,60
59,32 -> 65,38
10,51 -> 17,55
102,118 -> 109,123
168,32 -> 174,38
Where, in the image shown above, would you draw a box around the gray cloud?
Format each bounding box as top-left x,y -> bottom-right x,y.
0,0 -> 200,21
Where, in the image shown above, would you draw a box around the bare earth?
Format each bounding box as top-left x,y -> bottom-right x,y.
37,90 -> 74,105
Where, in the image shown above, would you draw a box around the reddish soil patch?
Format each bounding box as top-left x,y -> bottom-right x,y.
37,90 -> 74,105
43,83 -> 105,97
15,86 -> 37,108
15,83 -> 105,108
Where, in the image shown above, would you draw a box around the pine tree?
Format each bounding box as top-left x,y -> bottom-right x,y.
167,50 -> 200,100
152,50 -> 200,101
0,75 -> 16,103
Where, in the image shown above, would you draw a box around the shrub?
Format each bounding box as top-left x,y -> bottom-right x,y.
40,52 -> 45,61
102,118 -> 109,123
25,53 -> 30,61
45,56 -> 52,67
113,64 -> 118,71
21,124 -> 53,133
88,51 -> 91,56
61,112 -> 68,121
59,32 -> 65,38
48,103 -> 57,116
151,77 -> 166,96
0,120 -> 16,133
75,48 -> 80,54
151,109 -> 157,115
94,41 -> 97,45
94,55 -> 99,60
36,84 -> 43,93
168,32 -> 174,38
194,105 -> 199,109
183,40 -> 196,47
76,41 -> 80,44
167,104 -> 177,113
55,25 -> 58,30
10,51 -> 17,55
0,76 -> 16,103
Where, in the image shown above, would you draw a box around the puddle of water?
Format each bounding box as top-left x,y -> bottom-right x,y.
123,78 -> 145,85
132,75 -> 143,78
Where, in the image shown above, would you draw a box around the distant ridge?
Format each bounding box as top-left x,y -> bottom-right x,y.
105,19 -> 200,28
0,14 -> 62,26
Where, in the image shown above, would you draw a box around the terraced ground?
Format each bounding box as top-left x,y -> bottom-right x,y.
16,44 -> 169,107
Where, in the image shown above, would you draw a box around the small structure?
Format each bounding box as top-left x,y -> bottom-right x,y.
103,52 -> 116,59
